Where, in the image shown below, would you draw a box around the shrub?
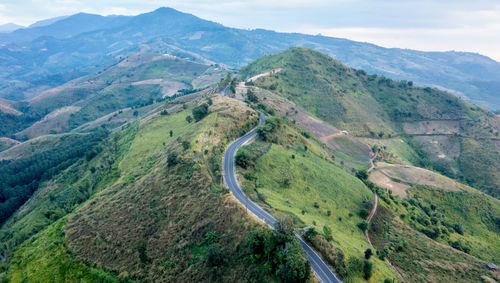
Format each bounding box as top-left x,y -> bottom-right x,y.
186,115 -> 193,123
453,223 -> 465,235
182,140 -> 191,151
192,103 -> 209,121
206,245 -> 224,267
235,150 -> 253,168
167,152 -> 178,167
357,221 -> 369,232
364,248 -> 373,259
363,260 -> 373,280
247,90 -> 259,103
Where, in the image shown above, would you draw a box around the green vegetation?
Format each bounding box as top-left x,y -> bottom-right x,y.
246,226 -> 311,282
238,122 -> 397,281
241,47 -> 500,198
1,97 -> 284,282
369,205 -> 499,282
6,218 -> 120,282
0,129 -> 108,224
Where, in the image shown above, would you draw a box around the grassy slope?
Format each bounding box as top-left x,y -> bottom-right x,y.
238,121 -> 397,282
6,218 -> 120,283
408,187 -> 500,263
3,97 -> 281,282
240,47 -> 500,198
370,205 -> 499,282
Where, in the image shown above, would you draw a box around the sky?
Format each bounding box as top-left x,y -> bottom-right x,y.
0,0 -> 499,61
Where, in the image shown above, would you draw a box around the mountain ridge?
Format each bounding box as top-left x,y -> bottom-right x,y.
0,7 -> 499,110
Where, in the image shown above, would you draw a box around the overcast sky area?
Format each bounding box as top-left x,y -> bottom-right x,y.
1,0 -> 499,61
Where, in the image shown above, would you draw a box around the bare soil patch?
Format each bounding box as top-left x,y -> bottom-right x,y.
371,162 -> 464,197
369,170 -> 411,198
403,120 -> 460,135
247,68 -> 282,82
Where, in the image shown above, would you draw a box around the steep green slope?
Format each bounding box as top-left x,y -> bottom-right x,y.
0,130 -> 107,225
236,118 -> 398,282
1,96 -> 293,282
369,205 -> 499,282
240,47 -> 500,198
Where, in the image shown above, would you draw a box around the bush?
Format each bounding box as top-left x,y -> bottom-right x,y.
357,221 -> 369,232
453,223 -> 464,235
364,248 -> 373,259
192,103 -> 209,121
186,115 -> 193,123
247,90 -> 259,103
206,245 -> 224,267
235,150 -> 253,168
182,140 -> 191,151
167,152 -> 178,167
363,260 -> 373,280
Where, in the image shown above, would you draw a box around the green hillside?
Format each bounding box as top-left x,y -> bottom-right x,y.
240,47 -> 500,198
0,54 -> 227,140
236,119 -> 398,282
1,96 -> 292,282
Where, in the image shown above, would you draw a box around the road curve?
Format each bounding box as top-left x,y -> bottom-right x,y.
223,112 -> 341,283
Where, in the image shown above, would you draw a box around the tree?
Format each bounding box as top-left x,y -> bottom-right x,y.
303,228 -> 318,242
206,245 -> 224,267
133,110 -> 139,117
186,115 -> 193,123
364,248 -> 373,259
278,245 -> 311,283
276,215 -> 295,236
169,130 -> 173,137
453,223 -> 464,235
247,89 -> 259,103
192,104 -> 209,122
355,169 -> 368,181
235,150 -> 253,168
357,221 -> 369,232
323,225 -> 333,241
182,140 -> 191,151
167,152 -> 178,167
363,260 -> 373,280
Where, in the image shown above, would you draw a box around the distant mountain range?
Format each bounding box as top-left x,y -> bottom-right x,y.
0,23 -> 24,33
0,7 -> 499,110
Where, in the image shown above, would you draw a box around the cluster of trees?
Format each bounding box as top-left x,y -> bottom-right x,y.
0,129 -> 108,224
192,103 -> 209,122
246,226 -> 311,283
257,117 -> 283,143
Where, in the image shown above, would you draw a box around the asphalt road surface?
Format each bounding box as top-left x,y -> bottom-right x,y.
223,112 -> 341,283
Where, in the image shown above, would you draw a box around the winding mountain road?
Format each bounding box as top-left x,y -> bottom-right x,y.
223,112 -> 341,283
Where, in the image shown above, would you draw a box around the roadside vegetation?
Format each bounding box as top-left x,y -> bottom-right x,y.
237,117 -> 398,282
